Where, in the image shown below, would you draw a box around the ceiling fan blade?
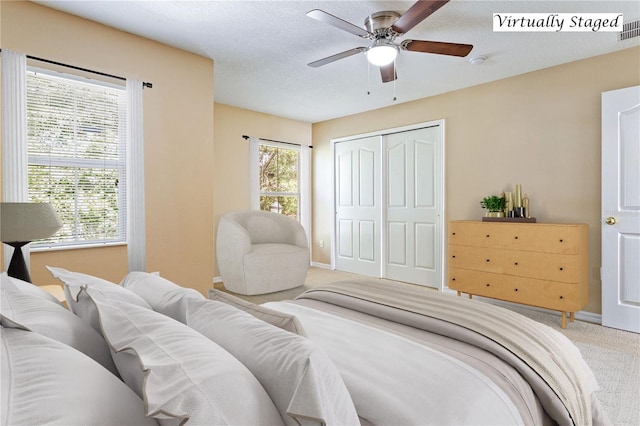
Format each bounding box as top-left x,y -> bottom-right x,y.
391,0 -> 450,35
308,47 -> 367,68
380,63 -> 397,83
402,39 -> 473,57
307,9 -> 372,38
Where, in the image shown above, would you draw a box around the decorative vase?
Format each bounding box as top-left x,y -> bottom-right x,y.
486,211 -> 505,218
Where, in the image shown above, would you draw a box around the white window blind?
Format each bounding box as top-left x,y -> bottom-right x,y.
26,69 -> 127,248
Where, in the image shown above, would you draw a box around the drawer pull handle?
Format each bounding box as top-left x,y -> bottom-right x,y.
486,234 -> 490,238
560,296 -> 564,299
514,288 -> 519,292
514,262 -> 519,266
559,267 -> 564,271
452,278 -> 456,281
486,283 -> 490,287
514,236 -> 518,239
452,255 -> 456,258
486,259 -> 490,262
560,239 -> 564,243
452,232 -> 456,236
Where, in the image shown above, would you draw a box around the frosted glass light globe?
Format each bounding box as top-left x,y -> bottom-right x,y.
366,43 -> 398,66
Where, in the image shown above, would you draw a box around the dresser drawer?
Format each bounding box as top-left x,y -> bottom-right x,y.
448,268 -> 584,311
448,245 -> 581,283
449,221 -> 586,254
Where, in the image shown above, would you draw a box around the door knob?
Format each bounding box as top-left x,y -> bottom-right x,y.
605,217 -> 616,225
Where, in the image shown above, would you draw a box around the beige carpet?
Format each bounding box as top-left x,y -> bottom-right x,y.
497,302 -> 640,426
216,267 -> 640,425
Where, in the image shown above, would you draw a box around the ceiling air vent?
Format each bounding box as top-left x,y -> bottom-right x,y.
619,18 -> 640,41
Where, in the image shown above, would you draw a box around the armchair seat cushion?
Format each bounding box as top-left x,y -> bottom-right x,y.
244,244 -> 310,295
217,210 -> 309,295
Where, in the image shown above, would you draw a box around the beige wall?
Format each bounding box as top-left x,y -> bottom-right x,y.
212,103 -> 311,277
312,47 -> 640,314
1,1 -> 215,295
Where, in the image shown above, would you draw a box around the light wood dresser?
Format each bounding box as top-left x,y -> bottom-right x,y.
448,220 -> 588,328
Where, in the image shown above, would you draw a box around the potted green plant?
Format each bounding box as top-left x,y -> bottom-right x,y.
481,195 -> 506,217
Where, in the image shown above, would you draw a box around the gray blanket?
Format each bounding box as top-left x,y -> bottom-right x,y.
294,280 -> 605,426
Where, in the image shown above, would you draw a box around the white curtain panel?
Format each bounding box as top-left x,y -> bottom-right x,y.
300,145 -> 312,253
248,137 -> 260,210
126,79 -> 146,272
1,50 -> 28,269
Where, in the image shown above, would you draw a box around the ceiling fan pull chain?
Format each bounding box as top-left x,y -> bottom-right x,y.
393,60 -> 397,101
367,61 -> 371,95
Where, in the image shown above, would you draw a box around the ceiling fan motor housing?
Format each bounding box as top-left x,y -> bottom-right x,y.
365,11 -> 401,39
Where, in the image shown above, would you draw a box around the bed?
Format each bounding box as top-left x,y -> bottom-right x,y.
1,269 -> 608,426
264,281 -> 609,426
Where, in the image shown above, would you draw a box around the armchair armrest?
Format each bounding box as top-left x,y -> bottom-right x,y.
216,216 -> 252,290
216,217 -> 252,257
292,225 -> 308,249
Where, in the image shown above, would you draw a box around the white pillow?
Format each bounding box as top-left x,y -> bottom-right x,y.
1,325 -> 158,426
0,274 -> 119,376
1,272 -> 64,306
121,271 -> 204,323
84,287 -> 285,426
208,288 -> 307,335
47,266 -> 151,333
186,298 -> 360,426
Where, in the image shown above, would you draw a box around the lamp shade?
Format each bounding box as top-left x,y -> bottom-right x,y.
1,202 -> 62,243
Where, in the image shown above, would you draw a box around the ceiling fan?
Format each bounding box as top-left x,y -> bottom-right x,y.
307,0 -> 473,83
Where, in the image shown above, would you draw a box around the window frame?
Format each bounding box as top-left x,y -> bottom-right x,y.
258,141 -> 301,220
26,67 -> 127,250
249,137 -> 311,252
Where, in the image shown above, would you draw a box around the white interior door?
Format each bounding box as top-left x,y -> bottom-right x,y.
602,85 -> 640,333
385,127 -> 442,288
334,136 -> 381,277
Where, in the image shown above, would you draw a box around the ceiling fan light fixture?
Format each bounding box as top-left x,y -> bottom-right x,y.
366,41 -> 398,66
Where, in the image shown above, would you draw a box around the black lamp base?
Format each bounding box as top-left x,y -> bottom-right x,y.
6,242 -> 31,283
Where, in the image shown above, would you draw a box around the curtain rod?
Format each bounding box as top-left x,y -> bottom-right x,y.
0,49 -> 152,88
242,135 -> 312,149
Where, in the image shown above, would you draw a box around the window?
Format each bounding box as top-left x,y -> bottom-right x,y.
26,69 -> 127,248
259,144 -> 299,219
249,137 -> 310,244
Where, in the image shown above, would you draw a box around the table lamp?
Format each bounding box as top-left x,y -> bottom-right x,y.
1,202 -> 62,283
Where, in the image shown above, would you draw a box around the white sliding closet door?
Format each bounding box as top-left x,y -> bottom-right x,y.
332,122 -> 444,288
385,127 -> 442,288
334,136 -> 382,277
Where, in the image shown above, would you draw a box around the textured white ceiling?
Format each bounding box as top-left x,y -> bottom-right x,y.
36,1 -> 640,123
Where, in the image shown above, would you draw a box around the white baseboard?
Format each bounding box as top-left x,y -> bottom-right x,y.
573,310 -> 602,325
213,276 -> 222,284
478,297 -> 602,325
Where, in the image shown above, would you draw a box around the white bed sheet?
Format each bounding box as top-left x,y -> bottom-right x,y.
264,301 -> 524,426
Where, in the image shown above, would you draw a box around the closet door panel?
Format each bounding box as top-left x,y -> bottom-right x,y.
385,127 -> 441,287
334,136 -> 381,277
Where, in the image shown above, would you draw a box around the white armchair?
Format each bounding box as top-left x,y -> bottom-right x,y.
216,210 -> 309,295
